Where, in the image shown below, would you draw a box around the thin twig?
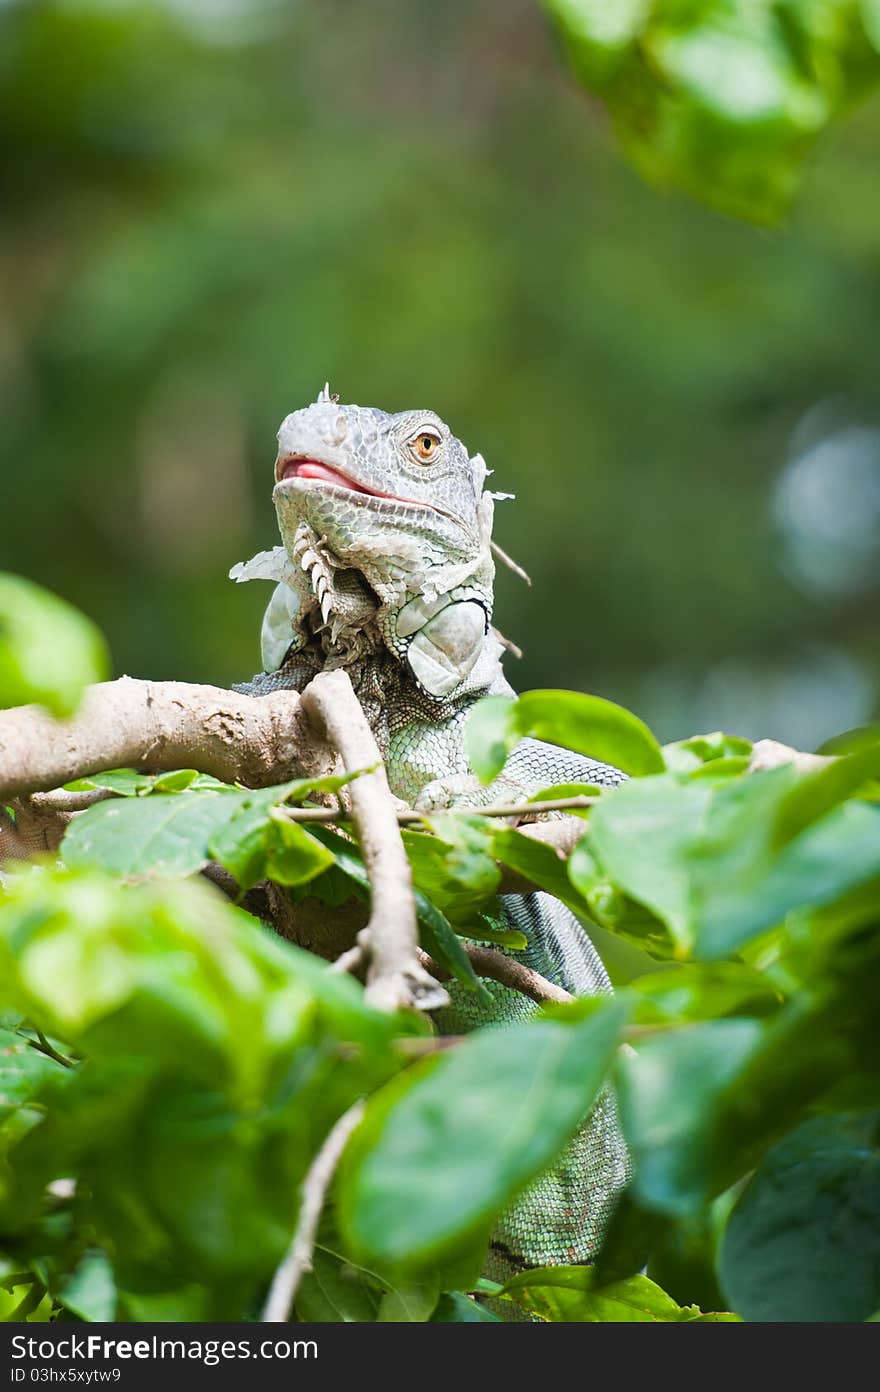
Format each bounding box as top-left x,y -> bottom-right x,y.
490,538 -> 532,586
19,1029 -> 76,1070
394,1035 -> 466,1056
261,1098 -> 366,1323
275,793 -> 597,826
301,670 -> 448,1013
27,788 -> 117,814
5,788 -> 119,859
329,942 -> 367,977
331,926 -> 578,1010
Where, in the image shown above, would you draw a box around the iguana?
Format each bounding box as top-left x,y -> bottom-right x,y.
232,387 -> 630,1285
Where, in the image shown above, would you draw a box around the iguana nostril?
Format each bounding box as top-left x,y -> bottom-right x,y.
332,414 -> 349,445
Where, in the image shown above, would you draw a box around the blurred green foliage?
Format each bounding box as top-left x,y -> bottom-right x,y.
544,0 -> 880,223
1,0 -> 879,750
0,572 -> 108,714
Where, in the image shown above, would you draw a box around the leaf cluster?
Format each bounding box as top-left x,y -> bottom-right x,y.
2,579 -> 879,1321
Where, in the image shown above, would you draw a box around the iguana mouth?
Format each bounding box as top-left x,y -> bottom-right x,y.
276,454 -> 438,512
275,454 -> 474,535
276,456 -> 379,494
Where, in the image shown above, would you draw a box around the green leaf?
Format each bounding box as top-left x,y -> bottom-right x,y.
413,892 -> 487,999
207,787 -> 333,891
616,1018 -> 764,1216
616,983 -> 873,1219
497,1264 -> 738,1322
307,825 -> 370,892
529,781 -> 603,810
464,695 -> 518,784
771,744 -> 880,848
339,996 -> 626,1267
584,766 -> 880,961
663,732 -> 753,773
65,769 -> 232,796
719,1112 -> 880,1322
538,0 -> 648,82
646,1198 -> 731,1316
491,826 -> 591,920
404,814 -> 501,923
61,791 -> 240,878
0,573 -> 109,716
116,1282 -> 216,1323
0,867 -> 416,1278
376,1280 -> 438,1322
0,1025 -> 71,1122
457,917 -> 528,951
817,723 -> 880,756
626,962 -> 780,1026
466,688 -> 664,784
686,756 -> 751,781
204,785 -> 284,879
543,0 -> 880,224
697,798 -> 880,959
567,839 -> 626,929
58,1251 -> 116,1322
594,1185 -> 664,1283
431,1291 -> 502,1322
263,816 -> 336,888
586,774 -> 714,956
294,1247 -> 383,1322
61,781 -> 338,890
0,866 -> 406,1093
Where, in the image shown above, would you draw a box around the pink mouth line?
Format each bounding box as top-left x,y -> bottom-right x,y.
274,454 -> 471,535
275,455 -> 429,508
277,456 -> 376,493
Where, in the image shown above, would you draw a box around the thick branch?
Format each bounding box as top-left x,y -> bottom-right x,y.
748,738 -> 829,773
333,936 -> 572,1008
418,945 -> 574,1007
300,670 -> 447,1013
261,1098 -> 366,1323
0,677 -> 334,799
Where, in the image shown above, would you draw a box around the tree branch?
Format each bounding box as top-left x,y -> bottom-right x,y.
332,938 -> 577,1009
0,677 -> 334,799
748,738 -> 829,773
417,945 -> 574,1006
273,793 -> 596,825
300,670 -> 448,1013
260,1098 -> 366,1323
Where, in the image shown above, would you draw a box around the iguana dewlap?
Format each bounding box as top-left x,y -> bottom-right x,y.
233,388 -> 630,1282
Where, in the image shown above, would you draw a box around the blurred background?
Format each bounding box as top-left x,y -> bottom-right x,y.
1,0 -> 879,749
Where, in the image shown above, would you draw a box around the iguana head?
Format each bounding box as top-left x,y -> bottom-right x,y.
233,389 -> 506,699
272,394 -> 493,603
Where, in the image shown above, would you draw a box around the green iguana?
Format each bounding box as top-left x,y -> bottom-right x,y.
232,387 -> 630,1283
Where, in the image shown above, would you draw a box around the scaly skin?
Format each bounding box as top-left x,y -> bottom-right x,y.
233,389 -> 630,1287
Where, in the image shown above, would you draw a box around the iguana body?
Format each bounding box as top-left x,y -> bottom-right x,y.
233,390 -> 629,1281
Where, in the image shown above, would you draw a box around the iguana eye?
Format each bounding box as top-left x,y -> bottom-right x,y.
411,430 -> 442,463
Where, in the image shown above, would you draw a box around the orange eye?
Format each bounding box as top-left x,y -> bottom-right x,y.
412,431 -> 441,462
